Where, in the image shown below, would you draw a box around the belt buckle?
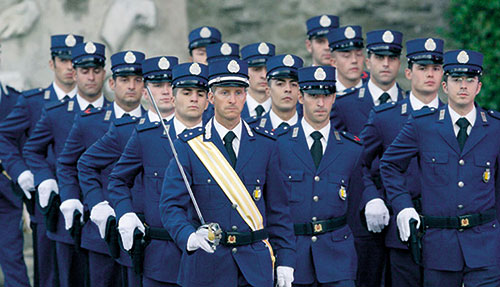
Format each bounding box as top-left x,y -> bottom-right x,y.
313,222 -> 323,234
459,215 -> 470,228
225,232 -> 238,245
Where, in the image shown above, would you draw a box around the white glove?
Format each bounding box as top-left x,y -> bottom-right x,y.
187,227 -> 215,253
365,198 -> 390,233
276,266 -> 294,287
59,199 -> 84,230
118,212 -> 145,251
90,201 -> 116,239
17,170 -> 35,199
396,207 -> 420,242
38,179 -> 59,208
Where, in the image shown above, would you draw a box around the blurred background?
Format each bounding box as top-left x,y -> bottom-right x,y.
0,0 -> 499,284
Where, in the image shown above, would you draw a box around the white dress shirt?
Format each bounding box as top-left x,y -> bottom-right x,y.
368,79 -> 398,106
246,94 -> 271,117
76,94 -> 104,111
52,82 -> 77,100
301,117 -> 330,154
409,92 -> 439,110
213,117 -> 242,157
269,109 -> 298,129
448,105 -> 476,136
113,102 -> 142,119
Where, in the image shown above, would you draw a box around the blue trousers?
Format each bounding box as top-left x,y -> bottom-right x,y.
88,250 -> 122,287
55,241 -> 87,287
424,265 -> 500,287
143,276 -> 180,287
294,280 -> 356,287
389,248 -> 422,287
354,235 -> 388,287
34,220 -> 58,287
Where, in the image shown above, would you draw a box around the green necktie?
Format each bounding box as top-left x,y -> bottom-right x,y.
223,131 -> 237,168
310,131 -> 323,169
456,117 -> 469,151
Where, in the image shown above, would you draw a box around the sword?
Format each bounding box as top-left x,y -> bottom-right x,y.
145,86 -> 221,247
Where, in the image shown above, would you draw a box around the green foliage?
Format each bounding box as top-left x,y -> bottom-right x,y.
446,0 -> 500,109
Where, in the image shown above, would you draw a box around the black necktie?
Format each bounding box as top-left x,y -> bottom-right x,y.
63,95 -> 70,101
122,113 -> 130,118
278,122 -> 290,129
456,117 -> 470,151
255,105 -> 265,117
379,92 -> 390,104
223,131 -> 237,168
84,104 -> 95,114
420,106 -> 430,111
310,131 -> 323,169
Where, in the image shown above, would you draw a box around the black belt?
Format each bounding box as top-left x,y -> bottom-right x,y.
294,215 -> 347,236
220,229 -> 269,247
423,209 -> 496,229
136,213 -> 173,241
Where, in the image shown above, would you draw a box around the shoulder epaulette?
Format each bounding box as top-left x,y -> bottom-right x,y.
179,127 -> 204,142
136,120 -> 161,132
253,126 -> 277,140
45,99 -> 66,110
81,107 -> 105,117
340,131 -> 363,145
274,126 -> 292,137
6,85 -> 21,96
373,102 -> 397,113
245,116 -> 260,125
336,87 -> 357,99
487,109 -> 500,120
114,115 -> 140,126
22,88 -> 44,98
412,107 -> 437,118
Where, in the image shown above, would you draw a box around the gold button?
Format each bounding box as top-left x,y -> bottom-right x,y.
207,179 -> 211,183
313,196 -> 319,202
459,159 -> 464,166
312,217 -> 317,221
288,175 -> 292,179
458,204 -> 463,209
487,161 -> 491,166
153,172 -> 158,176
232,226 -> 238,231
458,181 -> 464,188
311,236 -> 317,242
314,176 -> 320,182
344,235 -> 348,240
232,248 -> 237,253
432,158 -> 436,162
256,179 -> 260,183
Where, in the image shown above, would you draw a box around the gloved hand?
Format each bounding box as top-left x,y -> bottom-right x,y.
90,201 -> 116,239
365,198 -> 390,233
397,208 -> 420,242
59,199 -> 84,230
276,266 -> 294,287
187,226 -> 215,253
118,212 -> 145,251
17,170 -> 35,199
38,179 -> 59,208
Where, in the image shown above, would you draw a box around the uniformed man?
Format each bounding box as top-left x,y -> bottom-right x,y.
57,50 -> 146,287
329,29 -> 406,287
380,49 -> 500,286
252,54 -> 303,135
240,42 -> 276,120
159,58 -> 296,287
108,61 -> 209,286
23,41 -> 110,287
0,33 -> 83,287
206,42 -> 240,64
305,15 -> 339,66
188,26 -> 222,65
360,38 -> 445,286
77,56 -> 179,286
277,65 -> 362,286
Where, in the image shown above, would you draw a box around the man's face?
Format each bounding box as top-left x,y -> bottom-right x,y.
405,63 -> 443,96
109,75 -> 144,108
299,92 -> 335,126
443,75 -> 482,110
248,65 -> 268,94
209,86 -> 246,123
306,36 -> 331,66
144,81 -> 174,115
74,66 -> 105,97
174,87 -> 208,122
190,47 -> 207,65
366,53 -> 401,87
50,57 -> 76,86
267,78 -> 299,113
331,49 -> 365,82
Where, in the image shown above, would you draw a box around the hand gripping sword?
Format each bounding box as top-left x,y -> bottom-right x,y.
145,86 -> 221,249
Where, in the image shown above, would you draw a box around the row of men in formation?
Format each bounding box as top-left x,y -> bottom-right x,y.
0,14 -> 497,287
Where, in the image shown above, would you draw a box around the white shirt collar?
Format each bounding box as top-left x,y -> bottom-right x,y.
269,109 -> 298,129
367,79 -> 398,106
335,74 -> 362,93
147,110 -> 173,122
246,94 -> 272,117
76,93 -> 104,111
301,117 -> 330,154
173,117 -> 202,138
213,117 -> 242,156
113,102 -> 142,119
52,82 -> 77,101
409,92 -> 439,110
448,105 -> 476,136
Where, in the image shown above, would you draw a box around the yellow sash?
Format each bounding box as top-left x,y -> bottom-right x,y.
188,133 -> 275,265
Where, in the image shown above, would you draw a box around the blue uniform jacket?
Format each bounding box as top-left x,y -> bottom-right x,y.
360,98 -> 444,249
107,117 -> 181,283
250,111 -> 297,137
160,120 -> 296,287
277,124 -> 362,284
380,104 -> 500,271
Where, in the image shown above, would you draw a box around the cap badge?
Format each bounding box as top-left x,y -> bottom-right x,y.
65,34 -> 76,47
200,27 -> 211,38
424,38 -> 437,51
227,60 -> 240,73
258,42 -> 269,55
158,57 -> 170,70
189,63 -> 201,75
319,15 -> 331,27
457,50 -> 469,64
382,30 -> 394,43
84,42 -> 97,54
283,54 -> 295,67
124,51 -> 136,64
314,67 -> 327,81
344,26 -> 356,39
220,43 -> 232,56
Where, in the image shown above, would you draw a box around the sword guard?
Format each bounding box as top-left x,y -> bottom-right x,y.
199,223 -> 222,251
